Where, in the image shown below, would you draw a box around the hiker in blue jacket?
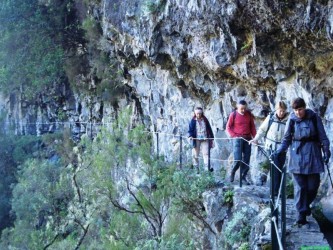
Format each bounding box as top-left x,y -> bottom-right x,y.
275,97 -> 331,225
188,107 -> 214,171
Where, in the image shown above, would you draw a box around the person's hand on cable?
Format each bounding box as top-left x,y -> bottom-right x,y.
249,139 -> 258,145
324,149 -> 331,164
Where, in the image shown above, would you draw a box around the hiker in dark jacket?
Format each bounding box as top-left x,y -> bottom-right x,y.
276,97 -> 331,225
188,107 -> 214,171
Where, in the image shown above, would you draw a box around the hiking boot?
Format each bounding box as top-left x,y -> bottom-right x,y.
241,176 -> 251,185
296,214 -> 308,226
230,171 -> 236,182
241,168 -> 250,185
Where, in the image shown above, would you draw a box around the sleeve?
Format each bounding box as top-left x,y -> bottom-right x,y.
315,114 -> 330,152
252,115 -> 270,141
206,119 -> 214,139
226,113 -> 236,138
188,120 -> 195,138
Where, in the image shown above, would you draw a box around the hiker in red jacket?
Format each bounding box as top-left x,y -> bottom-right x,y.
226,100 -> 256,185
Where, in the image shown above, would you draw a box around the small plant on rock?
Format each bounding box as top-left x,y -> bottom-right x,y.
239,242 -> 250,250
224,207 -> 256,248
223,190 -> 234,206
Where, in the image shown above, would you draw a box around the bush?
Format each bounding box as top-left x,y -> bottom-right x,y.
224,207 -> 256,248
223,190 -> 234,205
144,0 -> 166,14
1,159 -> 73,249
0,134 -> 44,233
82,16 -> 102,42
0,0 -> 70,99
239,242 -> 250,250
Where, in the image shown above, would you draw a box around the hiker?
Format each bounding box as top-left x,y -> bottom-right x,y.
275,97 -> 330,225
188,107 -> 214,171
250,101 -> 289,194
226,100 -> 256,185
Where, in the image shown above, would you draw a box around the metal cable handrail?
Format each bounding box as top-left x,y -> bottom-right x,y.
272,216 -> 284,250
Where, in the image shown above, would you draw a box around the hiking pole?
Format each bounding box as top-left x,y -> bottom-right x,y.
325,163 -> 333,189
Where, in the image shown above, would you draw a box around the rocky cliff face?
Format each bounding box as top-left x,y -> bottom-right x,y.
97,0 -> 333,180
1,0 -> 333,248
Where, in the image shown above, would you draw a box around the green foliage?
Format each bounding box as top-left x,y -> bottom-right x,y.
70,108 -> 213,248
101,210 -> 149,249
286,174 -> 294,198
82,16 -> 102,42
40,128 -> 76,166
135,234 -> 196,250
170,169 -> 216,236
262,244 -> 273,250
144,0 -> 167,14
259,159 -> 270,172
239,242 -> 250,250
63,53 -> 89,86
13,158 -> 71,221
0,134 -> 44,230
75,11 -> 124,102
92,52 -> 126,104
1,158 -> 73,249
224,207 -> 256,247
220,166 -> 227,179
0,109 -> 7,123
0,109 -> 220,248
0,131 -> 79,248
83,0 -> 101,5
0,136 -> 16,232
12,135 -> 41,164
241,41 -> 252,51
223,190 -> 234,205
160,214 -> 197,249
172,170 -> 214,204
0,0 -> 72,99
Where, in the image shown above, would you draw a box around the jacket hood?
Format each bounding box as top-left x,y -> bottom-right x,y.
273,112 -> 290,122
290,109 -> 316,122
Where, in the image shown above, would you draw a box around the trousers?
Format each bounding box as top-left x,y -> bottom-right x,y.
231,138 -> 251,177
192,140 -> 209,167
293,173 -> 320,216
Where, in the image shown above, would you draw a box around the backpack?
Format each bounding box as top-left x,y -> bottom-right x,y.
228,110 -> 254,123
264,112 -> 275,139
224,110 -> 237,130
226,109 -> 254,131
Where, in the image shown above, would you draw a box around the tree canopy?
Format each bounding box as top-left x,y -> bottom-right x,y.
0,0 -> 77,98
